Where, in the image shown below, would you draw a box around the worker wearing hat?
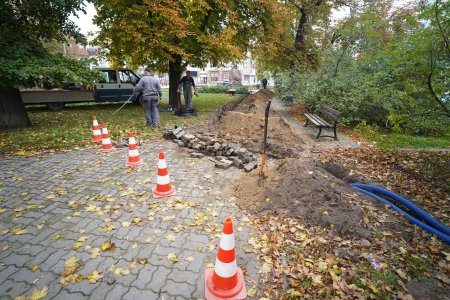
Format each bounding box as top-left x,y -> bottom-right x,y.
133,67 -> 162,126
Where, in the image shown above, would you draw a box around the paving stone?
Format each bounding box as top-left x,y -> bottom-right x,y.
0,280 -> 32,299
147,266 -> 171,293
191,152 -> 205,159
122,287 -> 159,300
55,290 -> 88,300
105,283 -> 130,299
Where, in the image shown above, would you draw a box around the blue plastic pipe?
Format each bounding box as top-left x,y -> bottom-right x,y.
352,183 -> 450,245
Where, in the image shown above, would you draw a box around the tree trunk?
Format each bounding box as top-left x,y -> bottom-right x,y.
168,56 -> 183,109
0,88 -> 32,129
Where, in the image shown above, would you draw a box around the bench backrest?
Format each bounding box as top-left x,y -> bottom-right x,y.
319,104 -> 340,122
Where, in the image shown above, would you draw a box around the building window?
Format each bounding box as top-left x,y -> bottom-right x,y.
221,72 -> 229,81
210,76 -> 218,82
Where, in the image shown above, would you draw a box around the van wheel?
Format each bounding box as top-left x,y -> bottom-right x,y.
46,102 -> 66,110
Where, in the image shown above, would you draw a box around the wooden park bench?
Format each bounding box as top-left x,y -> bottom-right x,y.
304,104 -> 341,140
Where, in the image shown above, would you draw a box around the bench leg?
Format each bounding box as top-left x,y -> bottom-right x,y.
304,119 -> 309,127
316,127 -> 322,139
333,127 -> 338,140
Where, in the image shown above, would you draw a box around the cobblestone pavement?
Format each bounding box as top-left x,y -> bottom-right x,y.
0,140 -> 262,299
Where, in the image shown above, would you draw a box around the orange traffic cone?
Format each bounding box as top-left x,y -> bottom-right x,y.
205,218 -> 247,300
126,132 -> 143,166
92,116 -> 102,143
152,151 -> 176,198
100,123 -> 115,152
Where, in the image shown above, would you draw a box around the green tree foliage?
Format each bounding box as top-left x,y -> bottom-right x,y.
92,0 -> 277,108
277,0 -> 450,135
0,0 -> 87,88
0,0 -> 99,129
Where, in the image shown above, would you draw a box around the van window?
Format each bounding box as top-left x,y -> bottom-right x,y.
100,70 -> 118,83
119,70 -> 139,84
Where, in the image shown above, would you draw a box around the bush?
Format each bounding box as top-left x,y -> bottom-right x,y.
199,85 -> 249,94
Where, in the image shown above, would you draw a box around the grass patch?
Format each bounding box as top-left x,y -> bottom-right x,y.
352,123 -> 450,149
0,93 -> 238,155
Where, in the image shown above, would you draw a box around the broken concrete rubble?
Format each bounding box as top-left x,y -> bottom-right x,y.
163,126 -> 258,171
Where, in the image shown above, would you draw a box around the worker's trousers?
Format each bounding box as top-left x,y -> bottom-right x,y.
142,97 -> 159,126
183,84 -> 193,109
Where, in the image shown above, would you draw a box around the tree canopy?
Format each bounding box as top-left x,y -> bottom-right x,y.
92,0 -> 279,107
0,0 -> 89,88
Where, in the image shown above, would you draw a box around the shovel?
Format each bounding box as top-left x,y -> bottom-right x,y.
259,100 -> 271,183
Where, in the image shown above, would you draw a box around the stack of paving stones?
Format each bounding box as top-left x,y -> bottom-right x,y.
164,127 -> 258,172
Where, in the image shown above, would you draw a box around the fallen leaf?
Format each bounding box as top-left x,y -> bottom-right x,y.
101,241 -> 116,252
167,253 -> 180,263
87,271 -> 103,284
72,242 -> 83,250
11,227 -> 27,235
138,258 -> 148,265
32,265 -> 39,272
165,234 -> 176,241
15,285 -> 48,300
121,221 -> 131,227
91,248 -> 101,259
114,268 -> 130,276
185,256 -> 194,262
60,274 -> 83,286
132,217 -> 142,224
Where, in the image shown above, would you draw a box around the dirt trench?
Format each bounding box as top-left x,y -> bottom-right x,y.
196,90 -> 373,238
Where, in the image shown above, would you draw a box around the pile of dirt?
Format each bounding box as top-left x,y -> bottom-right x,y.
199,89 -> 304,158
230,158 -> 372,238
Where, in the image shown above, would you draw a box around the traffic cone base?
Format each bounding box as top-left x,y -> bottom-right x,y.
152,185 -> 176,198
204,268 -> 246,300
101,146 -> 116,153
126,158 -> 143,166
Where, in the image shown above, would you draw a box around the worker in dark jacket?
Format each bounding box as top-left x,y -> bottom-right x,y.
178,71 -> 197,109
133,68 -> 162,126
261,76 -> 268,89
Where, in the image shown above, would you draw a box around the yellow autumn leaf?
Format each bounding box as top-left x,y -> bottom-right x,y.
87,271 -> 103,283
32,265 -> 39,272
368,284 -> 378,293
322,210 -> 329,215
185,256 -> 194,262
11,227 -> 27,235
15,285 -> 49,300
114,268 -> 130,276
311,274 -> 323,285
60,274 -> 83,286
64,256 -> 80,268
51,234 -> 61,240
167,253 -> 180,263
1,230 -> 10,235
78,236 -> 89,242
165,234 -> 176,241
132,217 -> 142,224
91,248 -> 101,259
121,221 -> 131,227
72,242 -> 83,250
131,242 -> 138,249
206,262 -> 214,268
101,241 -> 115,252
162,215 -> 176,221
138,258 -> 148,265
0,207 -> 6,213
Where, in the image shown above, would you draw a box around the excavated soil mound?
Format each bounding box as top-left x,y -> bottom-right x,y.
214,112 -> 304,151
200,89 -> 303,158
231,158 -> 372,238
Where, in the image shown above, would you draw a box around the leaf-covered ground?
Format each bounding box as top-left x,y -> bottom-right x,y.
246,106 -> 450,299
0,93 -> 237,156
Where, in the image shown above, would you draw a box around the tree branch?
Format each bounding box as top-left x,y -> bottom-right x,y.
427,43 -> 450,117
434,0 -> 450,57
